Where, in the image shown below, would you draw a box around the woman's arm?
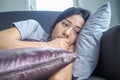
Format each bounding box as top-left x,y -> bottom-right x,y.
0,27 -> 46,49
49,63 -> 73,80
0,27 -> 69,50
0,27 -> 21,40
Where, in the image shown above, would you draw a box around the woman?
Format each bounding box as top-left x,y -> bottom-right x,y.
0,7 -> 90,80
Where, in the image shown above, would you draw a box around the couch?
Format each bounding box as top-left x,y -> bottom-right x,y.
0,11 -> 120,80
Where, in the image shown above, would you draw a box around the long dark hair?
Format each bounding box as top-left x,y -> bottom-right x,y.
51,7 -> 90,32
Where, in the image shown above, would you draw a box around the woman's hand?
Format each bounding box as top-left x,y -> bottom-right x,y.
47,38 -> 69,50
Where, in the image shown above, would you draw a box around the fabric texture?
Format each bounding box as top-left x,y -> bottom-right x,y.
13,19 -> 49,41
0,47 -> 77,80
98,25 -> 120,80
73,2 -> 111,79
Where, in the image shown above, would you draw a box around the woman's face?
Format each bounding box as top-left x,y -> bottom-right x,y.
51,14 -> 85,46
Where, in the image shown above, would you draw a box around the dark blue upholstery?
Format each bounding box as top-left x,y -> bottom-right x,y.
0,11 -> 61,34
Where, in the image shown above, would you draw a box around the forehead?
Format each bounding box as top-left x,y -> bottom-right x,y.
66,14 -> 85,27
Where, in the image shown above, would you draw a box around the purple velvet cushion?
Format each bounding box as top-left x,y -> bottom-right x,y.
0,47 -> 77,80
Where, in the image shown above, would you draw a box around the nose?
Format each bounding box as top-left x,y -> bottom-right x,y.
63,28 -> 72,38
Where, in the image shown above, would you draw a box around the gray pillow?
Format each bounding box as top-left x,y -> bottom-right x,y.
0,47 -> 77,80
73,2 -> 111,79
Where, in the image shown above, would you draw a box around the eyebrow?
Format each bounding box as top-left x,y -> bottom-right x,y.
65,18 -> 82,29
65,18 -> 72,24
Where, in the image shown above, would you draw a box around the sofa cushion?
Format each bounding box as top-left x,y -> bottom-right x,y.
73,2 -> 111,79
0,47 -> 76,80
98,25 -> 120,80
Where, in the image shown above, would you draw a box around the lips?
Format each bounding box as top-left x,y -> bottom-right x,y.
57,36 -> 65,38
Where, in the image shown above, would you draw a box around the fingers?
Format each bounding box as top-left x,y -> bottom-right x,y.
57,38 -> 69,50
62,38 -> 69,44
47,38 -> 69,50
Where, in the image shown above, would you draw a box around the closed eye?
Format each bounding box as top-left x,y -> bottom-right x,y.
73,27 -> 82,35
73,29 -> 80,35
61,21 -> 70,27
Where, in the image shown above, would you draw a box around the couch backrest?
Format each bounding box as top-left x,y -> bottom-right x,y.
0,11 -> 61,34
94,25 -> 120,79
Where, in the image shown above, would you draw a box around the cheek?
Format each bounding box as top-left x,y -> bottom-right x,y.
69,35 -> 78,45
51,25 -> 62,39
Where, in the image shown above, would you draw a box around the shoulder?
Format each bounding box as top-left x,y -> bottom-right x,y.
25,19 -> 39,24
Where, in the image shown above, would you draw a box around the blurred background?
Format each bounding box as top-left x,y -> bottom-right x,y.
0,0 -> 119,27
